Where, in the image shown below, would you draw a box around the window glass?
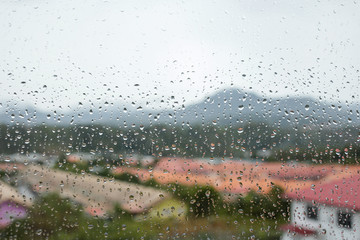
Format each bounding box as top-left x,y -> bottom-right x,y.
0,0 -> 359,239
307,205 -> 318,220
338,212 -> 352,229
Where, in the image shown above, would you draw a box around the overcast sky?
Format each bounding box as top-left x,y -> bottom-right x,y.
1,0 -> 359,111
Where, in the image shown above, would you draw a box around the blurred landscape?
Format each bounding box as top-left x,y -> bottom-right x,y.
1,0 -> 360,239
0,88 -> 359,239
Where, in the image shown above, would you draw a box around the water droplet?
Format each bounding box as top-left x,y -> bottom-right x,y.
36,229 -> 42,235
205,190 -> 211,197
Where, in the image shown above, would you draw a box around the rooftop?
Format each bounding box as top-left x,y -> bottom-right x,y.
285,174 -> 360,210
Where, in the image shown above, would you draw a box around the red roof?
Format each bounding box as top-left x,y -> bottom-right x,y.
285,174 -> 360,210
281,224 -> 316,235
266,164 -> 332,180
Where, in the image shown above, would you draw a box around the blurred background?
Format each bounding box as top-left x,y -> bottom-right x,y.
0,0 -> 359,239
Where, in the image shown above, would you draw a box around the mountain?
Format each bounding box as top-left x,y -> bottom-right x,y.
151,88 -> 359,127
1,88 -> 359,127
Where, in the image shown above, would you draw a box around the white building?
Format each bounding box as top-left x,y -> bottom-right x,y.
281,175 -> 360,240
66,152 -> 96,163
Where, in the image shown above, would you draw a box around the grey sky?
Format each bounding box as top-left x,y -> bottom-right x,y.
1,0 -> 359,111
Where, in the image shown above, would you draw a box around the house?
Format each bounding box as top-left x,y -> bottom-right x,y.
66,152 -> 96,163
0,181 -> 33,228
3,153 -> 47,165
21,165 -> 185,218
281,174 -> 360,240
140,155 -> 155,167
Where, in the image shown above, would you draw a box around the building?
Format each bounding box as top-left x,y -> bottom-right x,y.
281,174 -> 360,240
2,153 -> 47,164
140,155 -> 155,167
21,165 -> 185,218
66,152 -> 96,163
0,181 -> 33,228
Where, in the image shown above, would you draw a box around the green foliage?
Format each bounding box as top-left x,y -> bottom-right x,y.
113,173 -> 140,184
0,187 -> 287,239
58,152 -> 66,162
0,194 -> 165,240
113,204 -> 132,218
165,184 -> 223,218
142,178 -> 162,188
1,123 -> 359,164
141,181 -> 224,217
54,159 -> 89,174
1,193 -> 83,239
234,185 -> 289,220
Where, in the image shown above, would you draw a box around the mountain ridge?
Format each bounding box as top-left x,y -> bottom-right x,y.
0,88 -> 358,127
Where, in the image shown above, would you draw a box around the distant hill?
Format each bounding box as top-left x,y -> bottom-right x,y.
1,88 -> 359,127
165,88 -> 358,127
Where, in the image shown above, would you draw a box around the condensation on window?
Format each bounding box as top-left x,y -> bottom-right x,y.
0,0 -> 359,239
